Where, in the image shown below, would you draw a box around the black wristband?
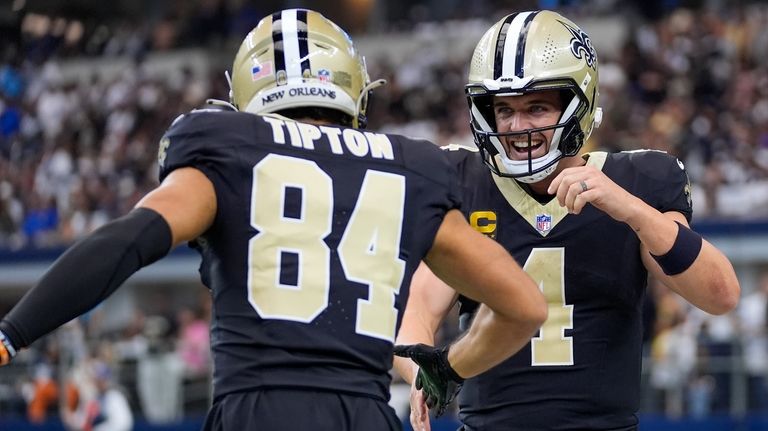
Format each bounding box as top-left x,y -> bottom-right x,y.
0,208 -> 172,348
650,221 -> 703,276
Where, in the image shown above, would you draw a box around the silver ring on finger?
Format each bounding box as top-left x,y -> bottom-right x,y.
579,180 -> 588,193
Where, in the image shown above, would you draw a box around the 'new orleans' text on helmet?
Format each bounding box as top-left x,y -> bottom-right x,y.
229,9 -> 385,128
466,10 -> 603,183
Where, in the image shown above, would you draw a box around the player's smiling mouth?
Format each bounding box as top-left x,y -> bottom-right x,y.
508,139 -> 545,157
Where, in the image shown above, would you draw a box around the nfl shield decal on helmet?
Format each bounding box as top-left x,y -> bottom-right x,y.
318,69 -> 332,83
536,214 -> 552,234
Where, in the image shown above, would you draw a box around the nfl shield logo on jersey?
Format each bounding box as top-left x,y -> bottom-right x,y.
536,214 -> 552,234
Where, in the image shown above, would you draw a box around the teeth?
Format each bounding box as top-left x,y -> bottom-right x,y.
512,141 -> 543,149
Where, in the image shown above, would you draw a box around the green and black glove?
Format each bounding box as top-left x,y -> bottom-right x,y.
394,343 -> 464,417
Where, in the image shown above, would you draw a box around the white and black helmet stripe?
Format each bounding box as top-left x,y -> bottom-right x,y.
494,11 -> 540,79
492,13 -> 518,80
271,9 -> 311,85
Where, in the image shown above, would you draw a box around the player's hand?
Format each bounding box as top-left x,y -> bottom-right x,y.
409,378 -> 431,431
0,330 -> 17,366
547,164 -> 639,221
393,343 -> 464,417
0,344 -> 10,366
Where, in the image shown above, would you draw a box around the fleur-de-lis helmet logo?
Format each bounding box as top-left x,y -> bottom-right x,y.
559,20 -> 597,70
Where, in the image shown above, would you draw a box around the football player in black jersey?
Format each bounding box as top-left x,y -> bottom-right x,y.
394,10 -> 740,431
0,9 -> 548,431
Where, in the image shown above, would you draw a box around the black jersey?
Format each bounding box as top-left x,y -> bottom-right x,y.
447,148 -> 692,431
159,110 -> 461,403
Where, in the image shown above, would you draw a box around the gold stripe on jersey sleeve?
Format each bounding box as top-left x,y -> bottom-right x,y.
583,151 -> 607,170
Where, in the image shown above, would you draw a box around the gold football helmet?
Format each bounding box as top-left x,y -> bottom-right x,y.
229,9 -> 384,128
466,10 -> 602,183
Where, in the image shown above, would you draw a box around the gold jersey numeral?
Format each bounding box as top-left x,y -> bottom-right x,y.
247,154 -> 405,341
525,247 -> 574,366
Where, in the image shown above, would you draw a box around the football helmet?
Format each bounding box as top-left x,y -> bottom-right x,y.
229,9 -> 384,128
466,10 -> 603,183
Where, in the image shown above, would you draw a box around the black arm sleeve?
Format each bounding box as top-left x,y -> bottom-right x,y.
0,207 -> 172,350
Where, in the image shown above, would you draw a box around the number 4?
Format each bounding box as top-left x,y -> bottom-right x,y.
525,248 -> 574,366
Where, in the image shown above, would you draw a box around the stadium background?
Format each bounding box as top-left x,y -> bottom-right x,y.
1,0 -> 768,429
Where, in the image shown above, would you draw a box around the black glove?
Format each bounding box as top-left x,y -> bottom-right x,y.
394,343 -> 464,417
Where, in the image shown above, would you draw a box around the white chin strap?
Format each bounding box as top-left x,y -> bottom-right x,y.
354,79 -> 386,127
516,165 -> 558,183
498,153 -> 561,183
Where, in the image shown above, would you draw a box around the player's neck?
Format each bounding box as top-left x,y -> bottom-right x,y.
296,118 -> 336,126
520,181 -> 553,203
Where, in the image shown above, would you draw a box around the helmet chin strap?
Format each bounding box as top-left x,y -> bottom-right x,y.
225,70 -> 235,107
511,158 -> 560,183
498,150 -> 562,183
200,70 -> 237,111
205,98 -> 238,111
354,79 -> 387,128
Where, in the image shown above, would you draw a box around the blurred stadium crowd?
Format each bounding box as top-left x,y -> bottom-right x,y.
1,0 -> 768,426
2,1 -> 768,249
